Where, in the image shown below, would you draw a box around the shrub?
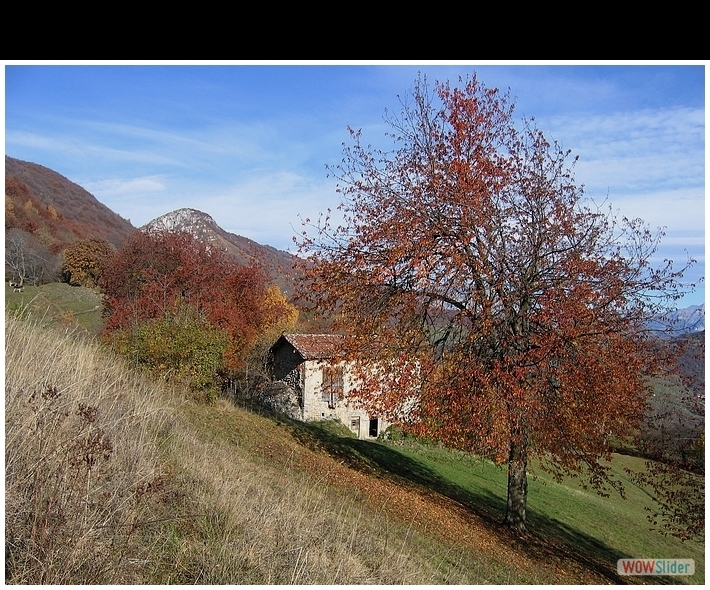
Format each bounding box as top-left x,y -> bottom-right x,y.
111,300 -> 228,401
61,238 -> 114,287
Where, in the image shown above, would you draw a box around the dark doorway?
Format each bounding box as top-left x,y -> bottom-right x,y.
369,417 -> 379,438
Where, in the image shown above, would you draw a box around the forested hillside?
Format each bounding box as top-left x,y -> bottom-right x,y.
5,157 -> 299,294
5,156 -> 136,250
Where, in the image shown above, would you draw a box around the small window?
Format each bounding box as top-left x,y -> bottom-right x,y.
322,365 -> 343,408
350,416 -> 361,437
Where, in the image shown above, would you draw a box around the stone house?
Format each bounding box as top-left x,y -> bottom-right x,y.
265,333 -> 387,439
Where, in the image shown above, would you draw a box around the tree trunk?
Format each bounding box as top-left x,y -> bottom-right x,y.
504,437 -> 528,532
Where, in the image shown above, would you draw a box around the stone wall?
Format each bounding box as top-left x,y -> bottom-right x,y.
256,380 -> 302,420
301,360 -> 387,439
267,342 -> 389,439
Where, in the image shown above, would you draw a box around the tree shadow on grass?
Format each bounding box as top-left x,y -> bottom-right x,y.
282,417 -> 674,584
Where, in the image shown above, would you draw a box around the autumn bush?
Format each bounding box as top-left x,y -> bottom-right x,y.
112,300 -> 228,402
61,237 -> 114,287
100,230 -> 298,397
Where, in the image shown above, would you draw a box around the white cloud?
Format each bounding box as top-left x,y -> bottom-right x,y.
546,107 -> 703,194
83,176 -> 166,198
534,106 -> 705,248
587,187 -> 705,233
6,130 -> 66,151
198,170 -> 341,251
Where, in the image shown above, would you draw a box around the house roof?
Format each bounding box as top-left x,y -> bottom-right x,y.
277,333 -> 346,360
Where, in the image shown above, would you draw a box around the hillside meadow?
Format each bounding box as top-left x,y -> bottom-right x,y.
4,287 -> 705,584
5,282 -> 104,333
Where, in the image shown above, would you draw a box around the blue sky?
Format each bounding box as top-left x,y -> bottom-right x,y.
3,62 -> 705,306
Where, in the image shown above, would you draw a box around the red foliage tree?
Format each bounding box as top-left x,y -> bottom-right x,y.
101,230 -> 292,376
297,74 -> 698,532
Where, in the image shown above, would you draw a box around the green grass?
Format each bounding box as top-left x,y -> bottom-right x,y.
5,282 -> 104,333
401,444 -> 703,582
278,419 -> 704,584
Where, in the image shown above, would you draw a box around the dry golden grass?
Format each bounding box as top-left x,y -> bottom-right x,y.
158,424 -> 443,584
4,316 -> 491,584
5,315 -> 173,583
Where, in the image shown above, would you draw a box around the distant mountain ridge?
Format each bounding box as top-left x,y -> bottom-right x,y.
669,304 -> 705,332
5,157 -> 299,295
648,304 -> 705,336
142,208 -> 299,295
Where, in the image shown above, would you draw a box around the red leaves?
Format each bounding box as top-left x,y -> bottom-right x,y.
100,230 -> 295,375
295,72 -> 698,531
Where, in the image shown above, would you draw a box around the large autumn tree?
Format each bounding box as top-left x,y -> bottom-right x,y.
297,74 -> 697,532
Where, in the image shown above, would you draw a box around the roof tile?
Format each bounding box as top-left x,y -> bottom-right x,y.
281,333 -> 345,360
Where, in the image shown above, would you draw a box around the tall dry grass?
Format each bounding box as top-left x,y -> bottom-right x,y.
5,315 -> 173,584
157,415 -> 469,584
5,315 -> 484,583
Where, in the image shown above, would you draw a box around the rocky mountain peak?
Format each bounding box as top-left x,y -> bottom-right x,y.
141,208 -> 298,295
141,208 -> 221,242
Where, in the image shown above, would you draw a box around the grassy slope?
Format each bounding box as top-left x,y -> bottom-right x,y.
175,396 -> 705,584
390,443 -> 705,583
5,288 -> 705,584
5,314 -> 526,583
5,282 -> 104,333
